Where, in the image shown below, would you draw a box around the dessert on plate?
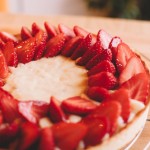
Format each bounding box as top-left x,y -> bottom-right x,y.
0,21 -> 149,150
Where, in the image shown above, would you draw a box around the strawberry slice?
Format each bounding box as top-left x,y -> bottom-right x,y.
21,26 -> 32,41
15,37 -> 36,64
73,25 -> 89,37
88,71 -> 117,90
39,127 -> 55,150
44,21 -> 58,38
0,50 -> 9,78
88,60 -> 116,76
77,41 -> 103,66
119,56 -> 146,84
86,48 -> 112,69
51,122 -> 87,150
49,96 -> 67,123
61,36 -> 83,57
116,43 -> 135,73
71,33 -> 92,60
17,122 -> 40,150
32,22 -> 41,36
89,101 -> 121,135
81,116 -> 110,147
61,96 -> 98,115
34,30 -> 47,60
97,29 -> 112,49
2,41 -> 18,67
18,100 -> 49,124
121,73 -> 149,104
58,24 -> 75,38
44,33 -> 66,57
87,86 -> 110,102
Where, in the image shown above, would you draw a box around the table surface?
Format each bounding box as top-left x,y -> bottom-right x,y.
0,13 -> 150,150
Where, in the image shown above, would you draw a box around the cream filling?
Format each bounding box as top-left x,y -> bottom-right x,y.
3,56 -> 88,103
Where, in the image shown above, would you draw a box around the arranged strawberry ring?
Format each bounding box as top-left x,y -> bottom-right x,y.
0,22 -> 149,150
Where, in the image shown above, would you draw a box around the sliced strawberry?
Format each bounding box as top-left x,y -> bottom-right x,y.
121,73 -> 149,104
89,101 -> 121,135
88,60 -> 116,76
51,122 -> 87,150
86,48 -> 112,70
32,22 -> 41,36
44,21 -> 57,38
81,116 -> 110,147
61,96 -> 98,115
34,30 -> 47,60
49,96 -> 67,123
73,25 -> 89,37
61,36 -> 83,57
58,24 -> 75,38
77,41 -> 103,66
44,33 -> 66,57
15,37 -> 36,64
21,26 -> 32,41
0,50 -> 9,78
18,100 -> 49,124
87,86 -> 110,102
116,43 -> 135,73
0,88 -> 21,123
39,127 -> 55,150
2,41 -> 18,67
97,29 -> 112,49
17,122 -> 40,150
119,56 -> 146,84
71,33 -> 92,60
88,71 -> 117,90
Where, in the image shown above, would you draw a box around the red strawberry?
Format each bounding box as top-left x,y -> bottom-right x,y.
89,101 -> 121,135
73,25 -> 89,37
18,100 -> 49,124
44,21 -> 57,38
61,36 -> 83,57
121,73 -> 149,104
44,33 -> 66,57
2,41 -> 18,67
97,29 -> 112,49
87,86 -> 110,102
77,41 -> 103,66
88,71 -> 117,90
86,48 -> 112,69
21,26 -> 32,41
58,24 -> 75,38
81,116 -> 110,147
39,127 -> 55,150
61,96 -> 98,115
0,50 -> 9,78
71,33 -> 92,60
34,30 -> 47,60
17,122 -> 40,150
15,37 -> 36,64
88,60 -> 116,76
32,22 -> 41,36
49,96 -> 67,123
51,122 -> 87,150
119,56 -> 146,84
116,42 -> 134,73
0,88 -> 21,123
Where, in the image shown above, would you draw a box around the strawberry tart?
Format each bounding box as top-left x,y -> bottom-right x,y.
0,22 -> 149,150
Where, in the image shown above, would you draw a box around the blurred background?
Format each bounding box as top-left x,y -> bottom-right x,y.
1,0 -> 150,20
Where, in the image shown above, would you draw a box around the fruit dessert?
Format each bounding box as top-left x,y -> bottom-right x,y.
0,22 -> 149,150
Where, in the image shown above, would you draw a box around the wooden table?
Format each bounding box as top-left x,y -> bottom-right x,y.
0,13 -> 150,149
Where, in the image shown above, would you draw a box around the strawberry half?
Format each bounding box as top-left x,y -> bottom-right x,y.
21,26 -> 32,41
121,73 -> 149,104
44,33 -> 66,57
49,96 -> 67,123
2,41 -> 18,67
88,60 -> 116,76
61,96 -> 98,115
32,22 -> 41,36
73,25 -> 89,37
88,71 -> 117,90
51,122 -> 87,150
119,56 -> 146,84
